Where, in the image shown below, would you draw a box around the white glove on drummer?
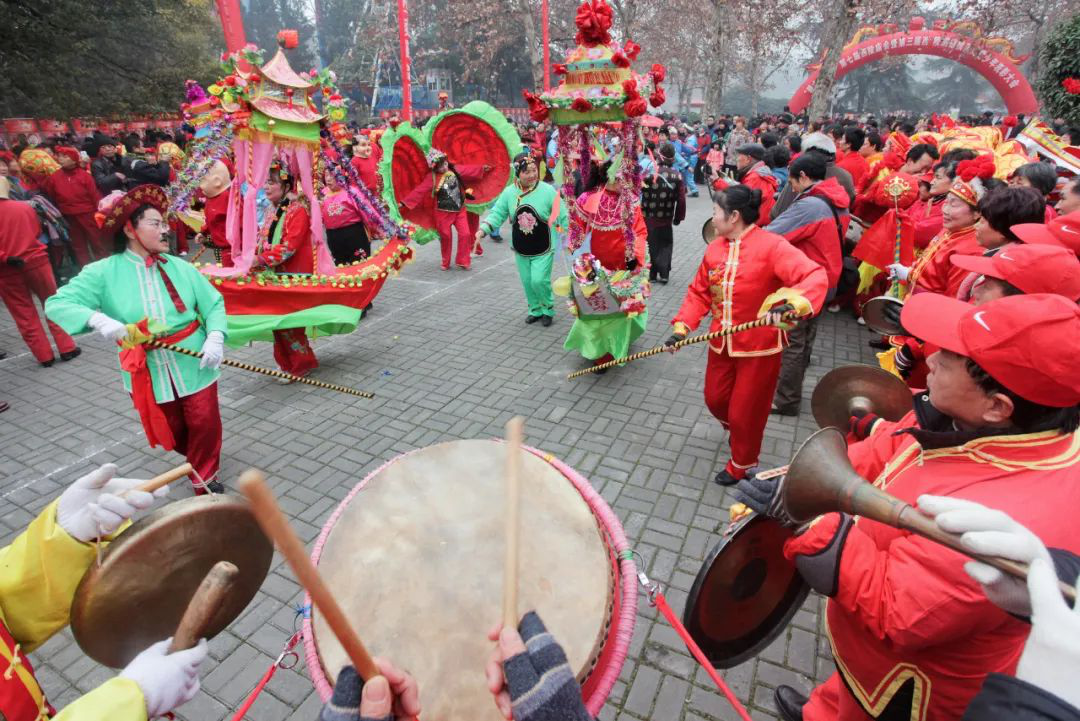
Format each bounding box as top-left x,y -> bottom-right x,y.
886,263 -> 910,282
918,495 -> 1052,616
88,312 -> 129,344
199,330 -> 225,370
1015,560 -> 1080,710
57,464 -> 168,543
120,638 -> 208,718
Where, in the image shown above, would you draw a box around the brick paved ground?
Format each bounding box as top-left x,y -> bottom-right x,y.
0,195 -> 877,720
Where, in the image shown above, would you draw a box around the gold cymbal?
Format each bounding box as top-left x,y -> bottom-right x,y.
811,364 -> 912,430
861,295 -> 906,336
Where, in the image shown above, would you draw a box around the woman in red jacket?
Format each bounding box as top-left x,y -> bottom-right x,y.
666,185 -> 827,485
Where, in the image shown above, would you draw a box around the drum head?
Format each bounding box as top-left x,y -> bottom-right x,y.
682,513 -> 808,669
71,494 -> 273,667
702,218 -> 717,244
313,440 -> 612,721
861,295 -> 905,336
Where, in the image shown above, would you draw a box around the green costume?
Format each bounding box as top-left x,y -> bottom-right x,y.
46,251 -> 228,402
481,181 -> 567,318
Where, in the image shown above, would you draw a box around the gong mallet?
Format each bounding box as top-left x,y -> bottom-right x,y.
146,339 -> 375,399
567,311 -> 798,379
119,463 -> 193,499
503,417 -> 524,628
238,470 -> 381,681
169,561 -> 239,652
782,427 -> 1078,603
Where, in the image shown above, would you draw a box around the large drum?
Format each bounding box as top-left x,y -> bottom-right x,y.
302,440 -> 637,718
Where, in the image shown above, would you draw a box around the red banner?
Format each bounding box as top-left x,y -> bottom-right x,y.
3,118 -> 37,134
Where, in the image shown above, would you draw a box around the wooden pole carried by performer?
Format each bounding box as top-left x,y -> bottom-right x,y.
146,339 -> 375,398
503,417 -> 524,628
169,561 -> 239,652
238,470 -> 381,681
567,312 -> 798,380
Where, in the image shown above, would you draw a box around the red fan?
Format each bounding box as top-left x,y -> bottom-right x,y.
430,113 -> 512,205
390,135 -> 436,231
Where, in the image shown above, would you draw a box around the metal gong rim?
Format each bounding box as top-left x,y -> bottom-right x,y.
682,513 -> 809,669
861,295 -> 905,336
811,364 -> 913,430
702,218 -> 717,244
71,494 -> 273,668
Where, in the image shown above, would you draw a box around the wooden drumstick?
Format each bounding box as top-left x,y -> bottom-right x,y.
169,561 -> 239,652
131,463 -> 194,496
238,470 -> 381,681
503,417 -> 524,629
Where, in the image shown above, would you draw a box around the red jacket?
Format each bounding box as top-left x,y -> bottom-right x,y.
836,151 -> 870,191
765,177 -> 850,290
41,167 -> 100,216
737,162 -> 778,221
908,196 -> 945,250
0,200 -> 47,275
908,225 -> 981,297
672,225 -> 827,356
790,418 -> 1080,721
350,155 -> 380,194
202,192 -> 230,249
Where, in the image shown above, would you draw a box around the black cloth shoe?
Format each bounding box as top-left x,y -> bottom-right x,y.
207,480 -> 225,494
714,469 -> 739,486
0,351 -> 7,360
40,358 -> 55,368
60,347 -> 81,361
770,404 -> 799,416
525,315 -> 542,324
868,338 -> 891,351
774,685 -> 808,721
540,315 -> 553,327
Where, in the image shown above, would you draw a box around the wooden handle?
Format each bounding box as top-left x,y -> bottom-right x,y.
238,470 -> 380,680
898,507 -> 1077,603
169,561 -> 238,652
135,463 -> 193,495
503,417 -> 524,628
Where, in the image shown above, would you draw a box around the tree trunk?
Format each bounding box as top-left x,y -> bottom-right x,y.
518,0 -> 545,91
705,3 -> 728,114
807,0 -> 860,119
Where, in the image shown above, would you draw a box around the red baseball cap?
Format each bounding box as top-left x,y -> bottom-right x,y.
901,293 -> 1080,407
951,245 -> 1080,301
1012,210 -> 1080,256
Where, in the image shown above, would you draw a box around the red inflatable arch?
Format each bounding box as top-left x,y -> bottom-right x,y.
789,18 -> 1039,115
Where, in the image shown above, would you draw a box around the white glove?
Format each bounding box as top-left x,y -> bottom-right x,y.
886,263 -> 911,282
918,494 -> 1051,616
1016,560 -> 1080,710
56,464 -> 168,542
199,330 -> 225,370
119,638 -> 207,718
88,312 -> 129,344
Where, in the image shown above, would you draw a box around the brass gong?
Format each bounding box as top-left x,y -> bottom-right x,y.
71,494 -> 273,667
810,365 -> 912,430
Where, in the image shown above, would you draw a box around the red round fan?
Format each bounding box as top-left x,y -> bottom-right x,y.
430,114 -> 512,205
390,135 -> 436,230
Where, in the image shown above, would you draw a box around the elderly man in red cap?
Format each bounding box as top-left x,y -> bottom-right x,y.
735,292 -> 1080,721
41,146 -> 103,265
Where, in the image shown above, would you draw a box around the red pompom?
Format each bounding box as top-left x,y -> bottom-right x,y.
574,0 -> 614,46
571,97 -> 594,113
276,29 -> 299,49
553,63 -> 568,75
956,154 -> 995,182
1002,115 -> 1018,127
1063,77 -> 1080,95
624,41 -> 641,61
523,90 -> 550,122
649,88 -> 666,108
624,97 -> 647,117
612,51 -> 630,68
650,63 -> 666,83
622,79 -> 638,95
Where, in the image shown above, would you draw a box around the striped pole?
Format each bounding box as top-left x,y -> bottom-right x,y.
147,340 -> 375,398
566,312 -> 797,380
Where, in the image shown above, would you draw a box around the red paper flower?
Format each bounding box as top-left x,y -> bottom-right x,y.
625,41 -> 641,61
649,88 -> 666,108
330,94 -> 343,102
553,63 -> 569,76
612,51 -> 630,68
1063,77 -> 1080,95
523,90 -> 550,122
574,0 -> 614,46
276,29 -> 299,49
571,97 -> 594,113
650,63 -> 666,83
1002,115 -> 1018,127
622,79 -> 639,96
624,97 -> 647,117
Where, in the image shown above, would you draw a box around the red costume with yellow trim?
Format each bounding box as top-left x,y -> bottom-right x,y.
907,225 -> 980,297
672,226 -> 827,478
791,415 -> 1080,721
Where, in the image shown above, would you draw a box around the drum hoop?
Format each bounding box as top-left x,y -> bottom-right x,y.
301,443 -> 638,717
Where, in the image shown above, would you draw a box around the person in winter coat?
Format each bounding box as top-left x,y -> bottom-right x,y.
89,137 -> 126,195
724,116 -> 754,173
726,144 -> 778,221
764,153 -> 850,415
640,142 -> 686,284
770,133 -> 854,221
42,146 -> 104,265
